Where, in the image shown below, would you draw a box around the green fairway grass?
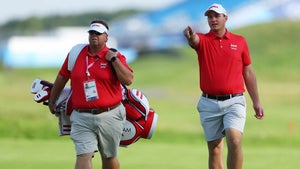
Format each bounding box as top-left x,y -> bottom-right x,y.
1,139 -> 299,169
0,21 -> 299,169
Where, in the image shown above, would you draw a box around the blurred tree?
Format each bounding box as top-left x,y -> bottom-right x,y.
0,9 -> 140,39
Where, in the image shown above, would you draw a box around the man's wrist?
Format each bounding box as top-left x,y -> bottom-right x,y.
110,56 -> 117,62
48,101 -> 56,105
189,33 -> 196,41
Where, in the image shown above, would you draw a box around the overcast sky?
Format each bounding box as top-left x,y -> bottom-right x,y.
0,0 -> 183,24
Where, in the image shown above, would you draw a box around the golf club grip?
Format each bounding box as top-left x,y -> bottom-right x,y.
40,80 -> 53,88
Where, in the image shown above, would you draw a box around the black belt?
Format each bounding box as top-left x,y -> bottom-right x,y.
75,103 -> 121,115
202,93 -> 243,101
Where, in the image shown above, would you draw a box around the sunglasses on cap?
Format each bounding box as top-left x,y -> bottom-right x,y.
88,30 -> 103,36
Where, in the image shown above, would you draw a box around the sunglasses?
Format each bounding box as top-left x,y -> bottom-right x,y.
88,30 -> 103,36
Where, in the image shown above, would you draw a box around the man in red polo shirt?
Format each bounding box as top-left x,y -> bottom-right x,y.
183,3 -> 264,169
48,19 -> 133,169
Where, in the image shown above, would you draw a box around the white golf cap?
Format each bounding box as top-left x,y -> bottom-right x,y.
88,23 -> 108,34
204,3 -> 227,16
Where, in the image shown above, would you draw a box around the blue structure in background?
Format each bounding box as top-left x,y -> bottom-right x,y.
1,0 -> 300,68
110,0 -> 256,51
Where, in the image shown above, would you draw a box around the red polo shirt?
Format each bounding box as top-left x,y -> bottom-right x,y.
194,30 -> 251,95
59,45 -> 133,109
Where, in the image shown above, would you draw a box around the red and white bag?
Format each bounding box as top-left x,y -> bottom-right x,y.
30,78 -> 72,135
30,78 -> 158,146
120,86 -> 158,146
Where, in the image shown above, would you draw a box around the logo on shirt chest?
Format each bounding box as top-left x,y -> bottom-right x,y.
230,43 -> 238,51
100,62 -> 107,68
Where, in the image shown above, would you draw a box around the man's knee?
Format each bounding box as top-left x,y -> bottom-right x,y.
225,129 -> 243,149
102,156 -> 120,169
75,153 -> 94,169
208,138 -> 224,154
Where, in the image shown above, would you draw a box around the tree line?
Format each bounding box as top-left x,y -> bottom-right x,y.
0,9 -> 140,40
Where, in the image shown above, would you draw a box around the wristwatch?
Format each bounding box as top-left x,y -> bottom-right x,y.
110,56 -> 117,62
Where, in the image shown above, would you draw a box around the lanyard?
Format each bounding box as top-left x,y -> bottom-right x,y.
85,55 -> 99,78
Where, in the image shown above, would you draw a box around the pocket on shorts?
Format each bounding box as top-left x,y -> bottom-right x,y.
197,97 -> 217,113
235,95 -> 246,108
116,104 -> 126,121
69,110 -> 75,123
197,97 -> 205,112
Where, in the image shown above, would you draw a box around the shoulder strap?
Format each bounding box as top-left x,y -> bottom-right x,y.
67,44 -> 87,71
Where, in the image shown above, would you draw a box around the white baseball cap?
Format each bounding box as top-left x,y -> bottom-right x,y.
88,23 -> 108,34
204,3 -> 227,16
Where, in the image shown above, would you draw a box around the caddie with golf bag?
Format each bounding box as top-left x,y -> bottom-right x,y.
31,19 -> 158,169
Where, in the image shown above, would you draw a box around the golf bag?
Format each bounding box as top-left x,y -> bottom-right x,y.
30,78 -> 158,146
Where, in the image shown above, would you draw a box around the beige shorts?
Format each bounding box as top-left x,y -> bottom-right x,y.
197,95 -> 246,141
70,104 -> 126,157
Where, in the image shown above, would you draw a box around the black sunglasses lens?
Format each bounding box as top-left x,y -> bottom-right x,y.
89,31 -> 102,35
